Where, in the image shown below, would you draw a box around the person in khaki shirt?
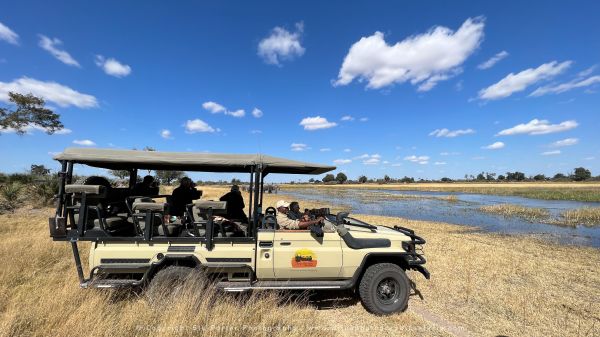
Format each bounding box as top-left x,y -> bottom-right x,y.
275,200 -> 324,230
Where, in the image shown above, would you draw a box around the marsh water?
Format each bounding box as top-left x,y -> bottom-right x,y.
278,188 -> 600,248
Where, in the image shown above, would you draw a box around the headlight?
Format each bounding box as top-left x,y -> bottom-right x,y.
402,241 -> 415,253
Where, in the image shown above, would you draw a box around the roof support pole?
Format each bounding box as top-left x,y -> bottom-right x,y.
129,169 -> 137,189
252,165 -> 262,233
56,161 -> 67,217
260,172 -> 266,208
66,161 -> 73,184
248,167 -> 254,228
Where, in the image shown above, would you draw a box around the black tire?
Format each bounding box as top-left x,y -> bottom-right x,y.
146,266 -> 194,303
358,263 -> 410,315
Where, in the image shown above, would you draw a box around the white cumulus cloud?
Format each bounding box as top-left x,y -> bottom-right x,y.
0,77 -> 97,108
252,108 -> 263,118
38,35 -> 80,67
497,119 -> 578,136
320,148 -> 331,152
550,138 -> 578,147
477,50 -> 509,70
478,61 -> 571,100
258,22 -> 305,66
341,115 -> 354,121
0,21 -> 19,45
228,109 -> 245,117
185,119 -> 216,133
95,55 -> 131,77
73,139 -> 96,146
530,75 -> 600,97
429,128 -> 475,138
434,161 -> 447,165
202,101 -> 226,113
355,154 -> 381,165
160,129 -> 172,139
290,143 -> 309,151
404,155 -> 429,165
333,17 -> 485,91
542,150 -> 561,156
299,116 -> 337,130
202,101 -> 245,117
333,159 -> 352,165
482,141 -> 505,150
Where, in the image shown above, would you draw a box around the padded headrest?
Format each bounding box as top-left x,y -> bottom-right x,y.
132,202 -> 167,212
65,184 -> 106,196
193,200 -> 227,210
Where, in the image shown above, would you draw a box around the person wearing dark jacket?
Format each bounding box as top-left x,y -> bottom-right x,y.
132,175 -> 159,196
170,177 -> 202,217
219,185 -> 249,223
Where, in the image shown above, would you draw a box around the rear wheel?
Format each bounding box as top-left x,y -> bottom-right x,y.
146,266 -> 194,303
358,263 -> 410,315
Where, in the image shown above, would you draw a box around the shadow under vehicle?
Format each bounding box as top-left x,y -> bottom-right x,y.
49,148 -> 429,315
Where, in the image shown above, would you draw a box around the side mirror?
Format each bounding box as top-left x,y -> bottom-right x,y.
336,212 -> 349,225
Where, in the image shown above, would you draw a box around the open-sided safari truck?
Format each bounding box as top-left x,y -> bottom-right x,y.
49,148 -> 429,315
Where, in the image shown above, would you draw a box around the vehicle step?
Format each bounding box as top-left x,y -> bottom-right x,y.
217,279 -> 352,292
85,278 -> 141,288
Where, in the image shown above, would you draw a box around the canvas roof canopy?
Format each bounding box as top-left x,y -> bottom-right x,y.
54,148 -> 336,175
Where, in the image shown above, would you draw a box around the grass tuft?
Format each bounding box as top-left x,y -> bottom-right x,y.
559,207 -> 600,227
479,203 -> 550,222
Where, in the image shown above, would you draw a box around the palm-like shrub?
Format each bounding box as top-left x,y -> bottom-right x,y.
0,182 -> 23,213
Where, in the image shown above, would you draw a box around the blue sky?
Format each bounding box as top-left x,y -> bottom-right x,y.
1,1 -> 599,182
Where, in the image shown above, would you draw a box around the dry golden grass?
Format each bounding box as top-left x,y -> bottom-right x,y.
0,186 -> 598,336
358,215 -> 600,337
0,205 -> 338,337
479,204 -> 550,222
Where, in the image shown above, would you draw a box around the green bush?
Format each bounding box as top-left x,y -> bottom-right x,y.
0,182 -> 23,213
8,173 -> 33,184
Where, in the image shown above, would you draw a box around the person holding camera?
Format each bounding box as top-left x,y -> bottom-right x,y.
275,200 -> 324,230
170,177 -> 202,216
287,201 -> 305,220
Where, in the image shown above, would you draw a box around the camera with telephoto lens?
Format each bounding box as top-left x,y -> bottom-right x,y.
304,208 -> 331,219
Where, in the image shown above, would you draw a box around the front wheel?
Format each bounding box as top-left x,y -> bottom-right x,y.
358,263 -> 410,315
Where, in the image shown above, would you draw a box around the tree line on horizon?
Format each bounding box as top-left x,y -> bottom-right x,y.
307,167 -> 597,185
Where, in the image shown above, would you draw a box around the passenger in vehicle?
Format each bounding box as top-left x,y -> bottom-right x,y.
275,200 -> 324,230
170,177 -> 202,216
132,175 -> 159,196
219,184 -> 249,223
287,201 -> 305,220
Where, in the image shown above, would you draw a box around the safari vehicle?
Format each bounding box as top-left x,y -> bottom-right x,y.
49,148 -> 429,315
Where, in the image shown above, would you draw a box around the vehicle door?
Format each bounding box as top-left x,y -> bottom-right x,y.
272,226 -> 342,279
254,228 -> 275,279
